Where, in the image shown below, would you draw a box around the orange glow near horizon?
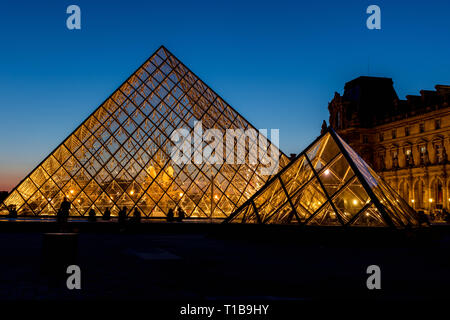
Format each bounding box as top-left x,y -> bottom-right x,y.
0,175 -> 24,193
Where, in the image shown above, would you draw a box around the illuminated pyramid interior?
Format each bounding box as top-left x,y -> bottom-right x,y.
0,46 -> 288,219
224,128 -> 420,227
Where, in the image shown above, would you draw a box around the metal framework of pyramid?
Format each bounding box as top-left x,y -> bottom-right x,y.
224,128 -> 420,228
0,46 -> 289,219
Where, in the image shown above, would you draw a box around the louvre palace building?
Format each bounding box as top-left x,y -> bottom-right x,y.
328,76 -> 450,217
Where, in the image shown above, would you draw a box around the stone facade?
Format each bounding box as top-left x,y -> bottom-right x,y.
328,76 -> 450,214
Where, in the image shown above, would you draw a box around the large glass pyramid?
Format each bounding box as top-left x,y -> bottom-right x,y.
224,128 -> 420,228
0,46 -> 289,219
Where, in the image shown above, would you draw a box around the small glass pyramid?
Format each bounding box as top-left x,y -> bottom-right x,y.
224,128 -> 420,228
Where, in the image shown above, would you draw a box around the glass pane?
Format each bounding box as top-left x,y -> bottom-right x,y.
351,204 -> 387,227
307,202 -> 341,226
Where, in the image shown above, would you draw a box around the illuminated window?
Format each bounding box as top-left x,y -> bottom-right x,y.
420,145 -> 428,164
392,150 -> 399,168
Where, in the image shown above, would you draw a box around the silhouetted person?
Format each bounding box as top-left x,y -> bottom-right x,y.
118,206 -> 127,225
58,197 -> 71,224
443,208 -> 450,223
8,206 -> 17,219
167,208 -> 174,222
417,210 -> 430,226
88,208 -> 96,222
103,207 -> 111,220
176,207 -> 185,222
131,207 -> 141,223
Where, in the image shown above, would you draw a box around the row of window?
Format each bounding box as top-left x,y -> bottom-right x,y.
377,119 -> 441,142
378,142 -> 446,170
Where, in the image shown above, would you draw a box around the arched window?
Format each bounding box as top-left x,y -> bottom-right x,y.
413,180 -> 425,210
398,180 -> 409,202
431,179 -> 443,208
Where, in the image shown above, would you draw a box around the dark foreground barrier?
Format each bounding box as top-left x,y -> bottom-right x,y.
41,233 -> 78,285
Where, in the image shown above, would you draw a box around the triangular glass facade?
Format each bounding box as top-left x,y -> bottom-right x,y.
224,128 -> 420,228
0,46 -> 288,219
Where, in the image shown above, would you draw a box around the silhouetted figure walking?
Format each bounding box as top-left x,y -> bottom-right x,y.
176,207 -> 185,222
88,208 -> 96,222
103,208 -> 111,220
131,207 -> 141,223
8,206 -> 17,219
167,208 -> 174,222
118,206 -> 127,225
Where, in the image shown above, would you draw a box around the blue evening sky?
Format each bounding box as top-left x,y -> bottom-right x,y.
1,0 -> 449,190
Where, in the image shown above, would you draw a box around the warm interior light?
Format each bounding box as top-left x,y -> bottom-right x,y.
129,190 -> 134,195
179,192 -> 183,197
411,199 -> 415,203
429,198 -> 433,203
324,169 -> 330,175
214,194 -> 219,200
352,199 -> 358,205
70,190 -> 74,194
366,212 -> 370,217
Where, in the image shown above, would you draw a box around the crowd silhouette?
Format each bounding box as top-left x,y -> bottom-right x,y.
51,198 -> 188,227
